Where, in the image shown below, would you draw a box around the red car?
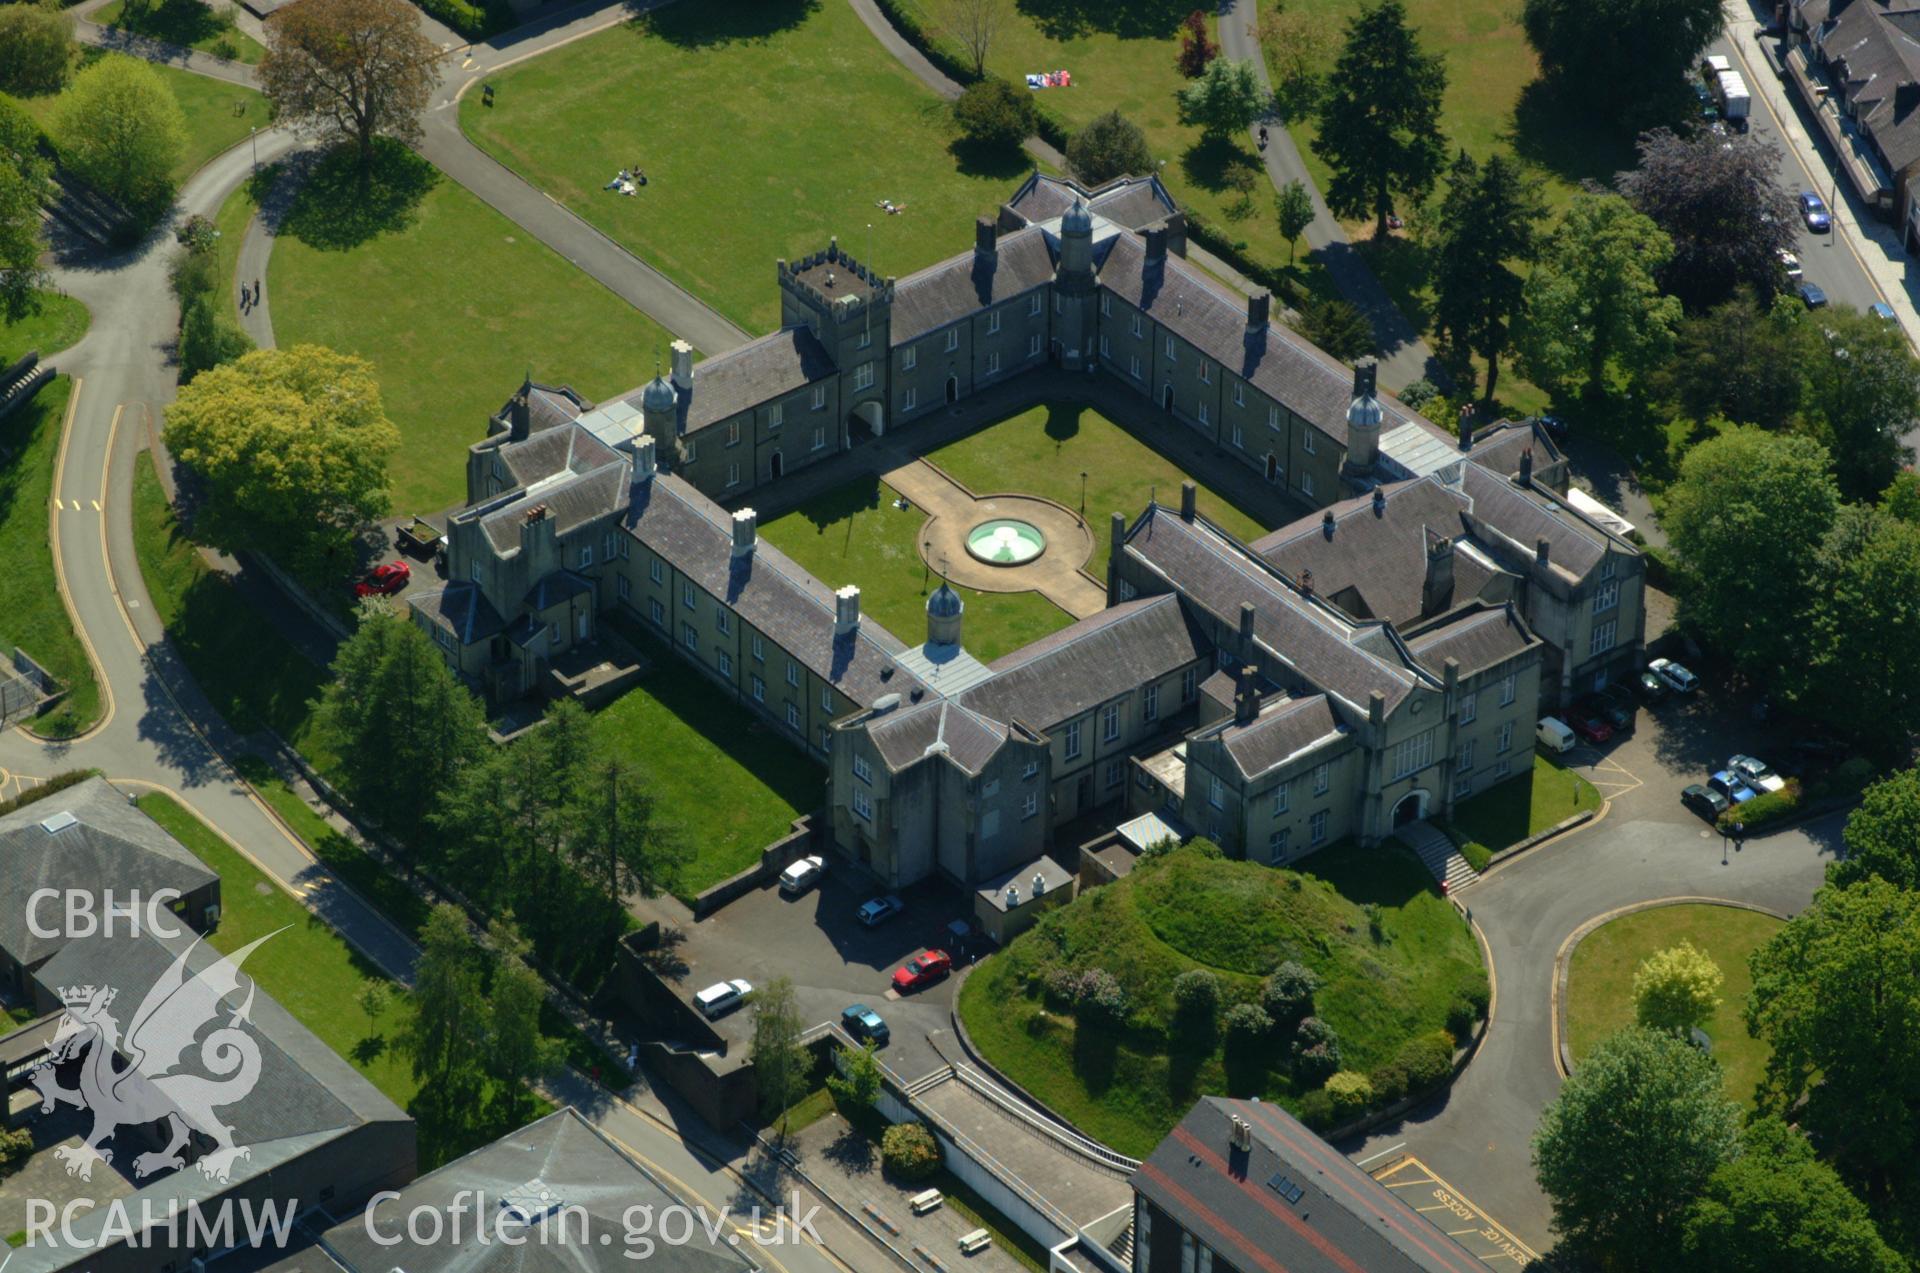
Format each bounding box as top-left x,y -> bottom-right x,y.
891,950 -> 952,993
1568,711 -> 1613,745
354,561 -> 411,598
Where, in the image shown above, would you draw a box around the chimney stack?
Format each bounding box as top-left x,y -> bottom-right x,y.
1535,535 -> 1551,570
1443,656 -> 1460,701
670,339 -> 694,391
1422,529 -> 1454,617
1519,446 -> 1534,488
1238,601 -> 1256,657
975,216 -> 998,258
1246,290 -> 1271,334
633,435 -> 657,482
1372,486 -> 1386,517
1234,664 -> 1261,726
1179,481 -> 1197,521
835,585 -> 861,636
1145,226 -> 1169,262
1368,689 -> 1385,727
1322,509 -> 1336,540
508,388 -> 531,442
1458,403 -> 1473,451
732,509 -> 758,559
1110,511 -> 1126,557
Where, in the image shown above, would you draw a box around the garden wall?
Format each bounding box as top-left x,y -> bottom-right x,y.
690,813 -> 822,918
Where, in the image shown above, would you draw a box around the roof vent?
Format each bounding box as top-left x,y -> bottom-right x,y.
1266,1172 -> 1305,1205
1006,883 -> 1020,906
1032,871 -> 1047,895
873,693 -> 902,714
41,810 -> 79,834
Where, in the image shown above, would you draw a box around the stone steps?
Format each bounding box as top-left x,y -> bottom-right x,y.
1398,820 -> 1476,895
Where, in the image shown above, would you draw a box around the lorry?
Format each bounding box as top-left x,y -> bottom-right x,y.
1699,55 -> 1750,128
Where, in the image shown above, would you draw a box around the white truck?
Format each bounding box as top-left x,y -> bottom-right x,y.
1700,56 -> 1751,128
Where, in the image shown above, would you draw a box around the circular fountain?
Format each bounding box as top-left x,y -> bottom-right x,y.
964,519 -> 1048,566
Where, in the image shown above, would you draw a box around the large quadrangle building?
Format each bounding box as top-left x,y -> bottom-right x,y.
410,174 -> 1645,891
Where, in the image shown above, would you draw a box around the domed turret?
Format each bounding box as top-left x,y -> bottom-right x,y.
1062,196 -> 1093,235
639,371 -> 676,439
926,581 -> 964,647
1343,357 -> 1383,472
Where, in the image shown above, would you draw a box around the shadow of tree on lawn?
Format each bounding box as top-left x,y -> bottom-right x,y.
631,0 -> 820,49
1017,0 -> 1192,41
273,140 -> 437,253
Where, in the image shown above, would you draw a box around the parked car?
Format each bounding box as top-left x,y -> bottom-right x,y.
892,949 -> 952,993
1584,690 -> 1634,732
1568,711 -> 1615,745
1798,282 -> 1829,310
779,855 -> 825,896
694,979 -> 752,1019
841,1003 -> 890,1045
1871,301 -> 1898,323
1728,754 -> 1786,793
353,560 -> 411,598
1778,249 -> 1803,280
1799,190 -> 1832,231
1635,670 -> 1670,703
1682,783 -> 1731,823
1536,717 -> 1576,754
1648,658 -> 1699,694
1708,770 -> 1758,805
858,895 -> 904,927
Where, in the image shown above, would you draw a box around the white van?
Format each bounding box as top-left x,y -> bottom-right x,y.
694,979 -> 753,1019
779,855 -> 825,896
1536,717 -> 1576,754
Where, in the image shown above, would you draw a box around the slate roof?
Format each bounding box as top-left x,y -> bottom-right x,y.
479,459 -> 629,555
1133,1097 -> 1486,1273
524,569 -> 595,613
1096,233 -> 1426,450
1216,694 -> 1348,781
0,777 -> 217,969
891,227 -> 1056,343
1125,505 -> 1427,713
956,595 -> 1205,729
271,1107 -> 758,1273
1457,464 -> 1613,579
1806,0 -> 1920,173
500,422 -> 622,490
1251,478 -> 1496,625
1407,604 -> 1536,677
624,474 -> 917,707
1006,173 -> 1179,231
1463,419 -> 1563,481
410,580 -> 507,646
635,326 -> 837,435
867,698 -> 1010,776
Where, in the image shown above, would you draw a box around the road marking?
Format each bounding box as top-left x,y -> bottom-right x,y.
1371,1156 -> 1540,1267
91,500 -> 102,511
1354,1141 -> 1406,1168
33,380 -> 116,743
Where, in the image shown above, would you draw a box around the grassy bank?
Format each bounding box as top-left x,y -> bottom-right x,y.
1444,752 -> 1602,870
0,293 -> 90,365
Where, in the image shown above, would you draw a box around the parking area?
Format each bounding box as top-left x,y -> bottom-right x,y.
1367,1153 -> 1541,1269
662,865 -> 989,1082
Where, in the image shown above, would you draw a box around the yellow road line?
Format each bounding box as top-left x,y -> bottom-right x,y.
36,382 -> 115,742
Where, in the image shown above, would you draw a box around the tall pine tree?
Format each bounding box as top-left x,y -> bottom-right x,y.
1431,150 -> 1544,401
1312,0 -> 1447,241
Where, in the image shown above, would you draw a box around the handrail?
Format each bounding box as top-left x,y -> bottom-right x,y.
950,1063 -> 1141,1173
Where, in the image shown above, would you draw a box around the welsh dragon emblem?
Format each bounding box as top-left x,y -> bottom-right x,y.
27,930 -> 284,1185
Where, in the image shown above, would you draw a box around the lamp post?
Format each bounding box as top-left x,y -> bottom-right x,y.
1079,471 -> 1087,522
249,126 -> 257,173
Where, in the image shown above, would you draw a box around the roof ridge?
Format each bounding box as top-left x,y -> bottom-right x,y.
987,594 -> 1169,670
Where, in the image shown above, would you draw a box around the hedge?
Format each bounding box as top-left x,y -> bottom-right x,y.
0,769 -> 99,817
870,0 -> 1071,155
412,0 -> 514,42
1717,778 -> 1802,835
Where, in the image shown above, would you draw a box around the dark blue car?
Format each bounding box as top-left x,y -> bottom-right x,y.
1799,190 -> 1832,232
841,1004 -> 890,1045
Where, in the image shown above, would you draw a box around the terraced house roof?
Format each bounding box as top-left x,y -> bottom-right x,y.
479,459 -> 629,554
1215,694 -> 1348,781
890,227 -> 1056,343
1457,463 -> 1615,579
956,595 -> 1206,730
625,326 -> 837,435
1406,604 -> 1536,677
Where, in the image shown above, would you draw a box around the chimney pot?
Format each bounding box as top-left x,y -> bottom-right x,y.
1519,447 -> 1534,488
1372,487 -> 1386,517
1145,226 -> 1168,262
1322,509 -> 1336,539
976,216 -> 998,257
1300,568 -> 1314,598
1179,481 -> 1197,521
633,435 -> 657,482
670,340 -> 694,391
1536,535 -> 1551,569
1458,404 -> 1473,451
835,584 -> 861,636
732,508 -> 758,558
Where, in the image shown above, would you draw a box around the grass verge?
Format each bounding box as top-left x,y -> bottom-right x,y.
0,293 -> 90,365
1565,903 -> 1782,1107
1444,751 -> 1601,871
94,0 -> 266,63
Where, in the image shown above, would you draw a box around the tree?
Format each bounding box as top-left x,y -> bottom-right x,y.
1176,57 -> 1267,138
0,97 -> 50,323
1664,428 -> 1838,676
260,0 -> 439,177
1801,511 -> 1920,748
1518,192 -> 1680,397
1633,940 -> 1723,1037
49,56 -> 186,220
1681,1117 -> 1905,1273
310,608 -> 486,855
1617,128 -> 1797,312
1274,179 -> 1314,265
953,77 -> 1036,150
483,918 -> 558,1115
0,1 -> 73,97
942,0 -> 1008,80
1832,765 -> 1920,892
1430,150 -> 1545,400
1795,305 -> 1920,501
826,1041 -> 882,1111
1175,10 -> 1217,77
571,754 -> 692,938
751,977 -> 811,1128
1532,1026 -> 1741,1268
1746,879 -> 1920,1204
403,904 -> 487,1094
1523,0 -> 1724,128
1883,470 -> 1920,524
177,295 -> 254,382
1067,110 -> 1153,185
162,344 -> 401,577
1311,0 -> 1447,240
357,979 -> 390,1038
1299,295 -> 1375,362
1659,288 -> 1804,432
1258,8 -> 1335,123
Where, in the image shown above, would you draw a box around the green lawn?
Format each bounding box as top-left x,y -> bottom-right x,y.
267,145 -> 676,512
1443,752 -> 1602,871
131,449 -> 331,749
927,400 -> 1272,578
0,293 -> 90,365
1566,904 -> 1782,1107
460,0 -> 1040,335
597,619 -> 823,902
0,378 -> 100,737
956,840 -> 1486,1156
209,166 -> 259,308
14,55 -> 269,188
94,0 -> 266,63
759,475 -> 1075,663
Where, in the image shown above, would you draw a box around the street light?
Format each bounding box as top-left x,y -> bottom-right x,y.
249,126 -> 257,173
1079,471 -> 1087,522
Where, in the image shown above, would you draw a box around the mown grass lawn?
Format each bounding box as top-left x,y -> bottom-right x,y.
1566,903 -> 1782,1107
94,0 -> 266,63
135,792 -> 555,1168
460,0 -> 1038,335
267,145 -> 676,512
927,401 -> 1272,578
759,475 -> 1075,663
1444,751 -> 1601,870
597,619 -> 823,902
0,377 -> 100,737
956,840 -> 1485,1156
0,293 -> 90,365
